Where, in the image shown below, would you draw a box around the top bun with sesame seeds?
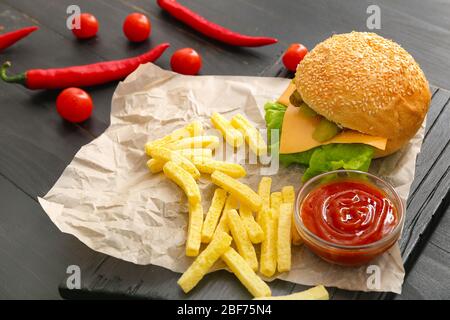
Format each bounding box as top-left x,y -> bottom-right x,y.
294,31 -> 431,157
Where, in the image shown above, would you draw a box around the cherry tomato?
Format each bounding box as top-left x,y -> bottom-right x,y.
170,48 -> 202,75
282,43 -> 309,72
123,13 -> 151,42
71,13 -> 99,39
56,88 -> 94,123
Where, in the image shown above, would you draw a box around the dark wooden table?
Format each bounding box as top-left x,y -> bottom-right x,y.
0,0 -> 449,300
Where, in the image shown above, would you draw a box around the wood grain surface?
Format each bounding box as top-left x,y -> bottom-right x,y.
0,0 -> 449,299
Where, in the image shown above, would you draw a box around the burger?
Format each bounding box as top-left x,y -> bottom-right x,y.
265,31 -> 431,181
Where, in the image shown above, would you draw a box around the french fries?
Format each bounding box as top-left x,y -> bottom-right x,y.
259,192 -> 280,276
163,161 -> 201,205
177,148 -> 213,159
211,112 -> 244,148
178,231 -> 232,293
145,121 -> 203,155
186,202 -> 204,257
186,120 -> 204,137
215,210 -> 229,235
230,113 -> 267,156
227,209 -> 258,271
223,194 -> 239,213
281,185 -> 295,205
214,195 -> 238,236
150,147 -> 200,179
146,149 -> 213,174
239,205 -> 264,244
147,158 -> 165,174
222,248 -> 271,298
192,157 -> 246,178
270,192 -> 282,219
277,203 -> 293,272
211,171 -> 262,212
259,208 -> 277,277
256,177 -> 272,224
201,189 -> 228,243
166,136 -> 219,150
147,122 -> 308,297
282,185 -> 303,245
254,285 -> 329,300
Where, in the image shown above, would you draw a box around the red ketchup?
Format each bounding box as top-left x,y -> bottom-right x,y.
300,179 -> 399,265
302,180 -> 398,245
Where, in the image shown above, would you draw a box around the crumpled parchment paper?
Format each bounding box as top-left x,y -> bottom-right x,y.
38,63 -> 425,294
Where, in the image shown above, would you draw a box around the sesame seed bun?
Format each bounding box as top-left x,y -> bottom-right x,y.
294,31 -> 431,157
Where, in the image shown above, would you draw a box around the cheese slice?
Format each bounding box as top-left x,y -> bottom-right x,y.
277,83 -> 387,154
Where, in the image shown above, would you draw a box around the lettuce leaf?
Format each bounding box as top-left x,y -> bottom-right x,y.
264,101 -> 286,150
302,144 -> 374,181
264,101 -> 374,181
279,149 -> 315,167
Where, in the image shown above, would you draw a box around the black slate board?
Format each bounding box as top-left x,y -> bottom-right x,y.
58,79 -> 450,300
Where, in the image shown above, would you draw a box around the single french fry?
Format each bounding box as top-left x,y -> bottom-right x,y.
186,202 -> 204,257
239,205 -> 264,244
147,158 -> 164,173
201,189 -> 227,243
227,209 -> 258,271
215,210 -> 229,235
230,113 -> 267,156
270,192 -> 282,219
150,147 -> 200,179
211,171 -> 262,212
178,231 -> 232,293
211,112 -> 244,148
163,161 -> 201,205
282,185 -> 303,245
223,195 -> 239,213
254,285 -> 329,300
277,203 -> 293,272
222,248 -> 271,298
166,136 -> 220,150
281,186 -> 295,203
145,121 -> 203,155
214,195 -> 238,236
256,177 -> 272,224
177,148 -> 213,159
192,157 -> 246,179
260,208 -> 277,277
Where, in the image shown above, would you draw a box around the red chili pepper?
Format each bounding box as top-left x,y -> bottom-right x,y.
157,0 -> 277,47
0,43 -> 169,89
0,26 -> 39,51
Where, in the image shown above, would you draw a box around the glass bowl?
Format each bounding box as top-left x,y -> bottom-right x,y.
294,170 -> 405,266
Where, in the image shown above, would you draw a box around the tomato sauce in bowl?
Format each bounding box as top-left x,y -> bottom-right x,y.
294,170 -> 404,266
302,180 -> 398,246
